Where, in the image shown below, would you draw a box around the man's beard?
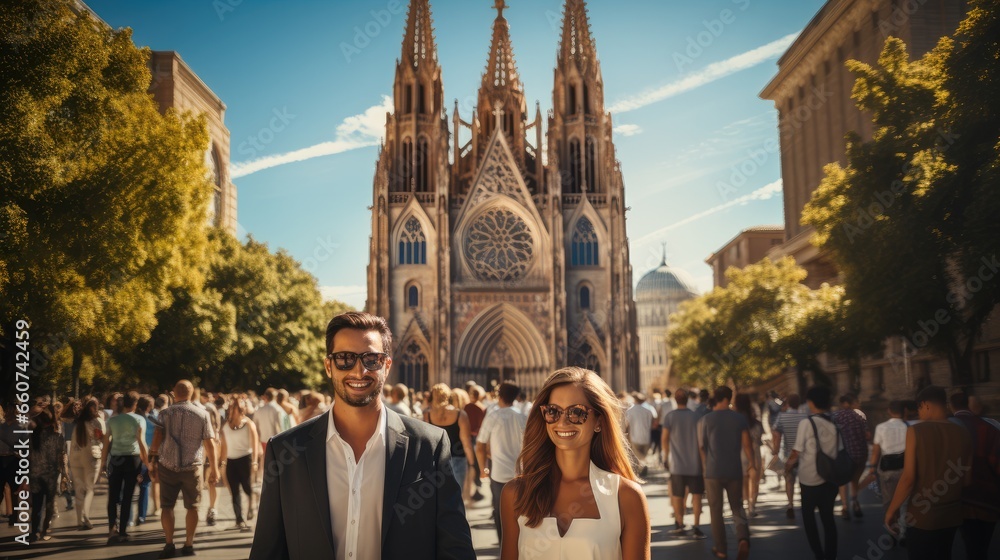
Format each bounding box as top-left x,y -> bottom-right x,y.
331,374 -> 385,408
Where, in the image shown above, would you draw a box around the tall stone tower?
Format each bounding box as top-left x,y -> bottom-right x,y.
366,0 -> 638,395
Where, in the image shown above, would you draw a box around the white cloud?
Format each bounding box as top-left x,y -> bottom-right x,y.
320,285 -> 367,310
634,179 -> 783,246
609,32 -> 800,114
230,96 -> 393,179
614,124 -> 643,137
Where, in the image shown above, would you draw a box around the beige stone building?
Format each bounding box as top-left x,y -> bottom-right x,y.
635,256 -> 698,393
705,225 -> 784,289
148,51 -> 238,236
757,0 -> 998,413
74,2 -> 238,236
366,0 -> 639,394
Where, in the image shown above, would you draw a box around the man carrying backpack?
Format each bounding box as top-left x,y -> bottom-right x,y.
785,386 -> 842,560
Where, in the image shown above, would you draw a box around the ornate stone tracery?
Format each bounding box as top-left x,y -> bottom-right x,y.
464,207 -> 534,282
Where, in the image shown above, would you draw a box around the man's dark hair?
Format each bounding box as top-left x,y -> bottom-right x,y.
902,400 -> 918,415
698,389 -> 710,402
497,382 -> 520,405
123,391 -> 139,410
806,386 -> 831,410
949,392 -> 970,412
674,388 -> 689,406
137,395 -> 154,415
326,312 -> 393,355
888,400 -> 904,416
154,394 -> 168,409
713,386 -> 733,403
664,389 -> 672,398
916,385 -> 947,407
786,393 -> 802,409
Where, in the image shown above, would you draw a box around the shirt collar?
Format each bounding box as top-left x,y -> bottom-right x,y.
327,401 -> 387,447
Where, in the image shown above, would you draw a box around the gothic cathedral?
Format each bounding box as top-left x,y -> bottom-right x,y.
366,0 -> 639,394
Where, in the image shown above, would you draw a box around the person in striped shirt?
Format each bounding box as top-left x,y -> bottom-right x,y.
772,393 -> 808,519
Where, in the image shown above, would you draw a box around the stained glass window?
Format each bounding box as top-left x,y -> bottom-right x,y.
398,217 -> 427,265
571,217 -> 599,266
464,208 -> 534,282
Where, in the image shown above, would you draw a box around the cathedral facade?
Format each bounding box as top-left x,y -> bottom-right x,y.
366,0 -> 638,395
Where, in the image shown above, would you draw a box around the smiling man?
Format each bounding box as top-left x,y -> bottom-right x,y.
249,312 -> 475,560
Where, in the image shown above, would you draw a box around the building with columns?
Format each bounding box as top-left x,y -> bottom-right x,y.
756,0 -> 998,414
366,0 -> 639,394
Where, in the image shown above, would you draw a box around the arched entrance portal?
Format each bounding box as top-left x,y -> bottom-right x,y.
455,303 -> 550,395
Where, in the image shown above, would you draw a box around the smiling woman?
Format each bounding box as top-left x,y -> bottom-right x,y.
499,368 -> 651,560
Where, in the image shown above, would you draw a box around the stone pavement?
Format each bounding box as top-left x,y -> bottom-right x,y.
0,465 -> 994,559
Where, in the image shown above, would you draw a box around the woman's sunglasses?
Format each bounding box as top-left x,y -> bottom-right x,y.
327,351 -> 389,371
539,404 -> 598,425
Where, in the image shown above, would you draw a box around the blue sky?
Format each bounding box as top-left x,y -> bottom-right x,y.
86,0 -> 827,309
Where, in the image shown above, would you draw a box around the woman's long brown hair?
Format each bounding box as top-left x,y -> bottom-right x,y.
512,367 -> 638,528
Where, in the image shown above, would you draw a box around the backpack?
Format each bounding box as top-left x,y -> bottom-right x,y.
808,415 -> 856,486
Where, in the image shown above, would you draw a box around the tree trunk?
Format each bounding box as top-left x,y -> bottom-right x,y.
71,344 -> 83,398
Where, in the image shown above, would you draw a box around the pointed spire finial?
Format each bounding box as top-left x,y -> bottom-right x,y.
494,0 -> 508,19
661,243 -> 668,266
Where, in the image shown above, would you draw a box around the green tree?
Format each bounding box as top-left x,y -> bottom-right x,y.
803,0 -> 1000,385
668,257 -> 877,391
0,0 -> 212,396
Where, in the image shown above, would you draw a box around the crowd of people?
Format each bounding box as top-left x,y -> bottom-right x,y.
1,311 -> 998,559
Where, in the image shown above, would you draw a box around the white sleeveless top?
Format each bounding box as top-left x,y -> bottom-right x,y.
517,462 -> 622,560
222,420 -> 253,460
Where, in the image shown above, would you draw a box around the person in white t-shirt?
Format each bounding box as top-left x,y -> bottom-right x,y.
476,382 -> 527,544
625,393 -> 655,476
785,386 -> 842,560
862,400 -> 909,531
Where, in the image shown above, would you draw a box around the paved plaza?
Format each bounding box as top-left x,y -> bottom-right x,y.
1,463 -> 993,559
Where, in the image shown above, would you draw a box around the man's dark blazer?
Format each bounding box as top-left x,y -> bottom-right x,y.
248,407 -> 475,560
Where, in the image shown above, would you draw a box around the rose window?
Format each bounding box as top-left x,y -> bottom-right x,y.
464,208 -> 534,282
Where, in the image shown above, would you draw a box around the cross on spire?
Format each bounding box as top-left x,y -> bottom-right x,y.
661,243 -> 668,266
494,0 -> 508,19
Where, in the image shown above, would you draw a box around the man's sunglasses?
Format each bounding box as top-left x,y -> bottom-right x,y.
327,351 -> 389,371
539,404 -> 598,425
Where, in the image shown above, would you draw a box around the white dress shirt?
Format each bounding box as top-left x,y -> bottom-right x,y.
326,402 -> 386,560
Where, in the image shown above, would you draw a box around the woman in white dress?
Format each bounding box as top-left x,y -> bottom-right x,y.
500,367 -> 650,560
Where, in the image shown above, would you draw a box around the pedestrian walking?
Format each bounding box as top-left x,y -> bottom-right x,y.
477,381 -> 527,545
772,393 -> 808,519
833,394 -> 869,520
661,388 -> 706,539
425,383 -> 475,489
101,391 -> 149,544
948,392 -> 999,560
785,385 -> 842,560
28,406 -> 69,542
885,386 -> 973,560
68,398 -> 104,530
249,311 -> 475,560
220,396 -> 259,531
734,393 -> 763,517
135,394 -> 157,525
698,386 -> 754,560
625,392 -> 655,476
149,380 -> 220,558
464,385 -> 487,502
499,367 -> 650,560
861,400 -> 909,543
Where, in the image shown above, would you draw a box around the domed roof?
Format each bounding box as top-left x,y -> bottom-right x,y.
636,258 -> 699,299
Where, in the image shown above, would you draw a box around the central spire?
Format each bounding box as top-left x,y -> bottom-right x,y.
482,0 -> 522,93
401,0 -> 439,69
